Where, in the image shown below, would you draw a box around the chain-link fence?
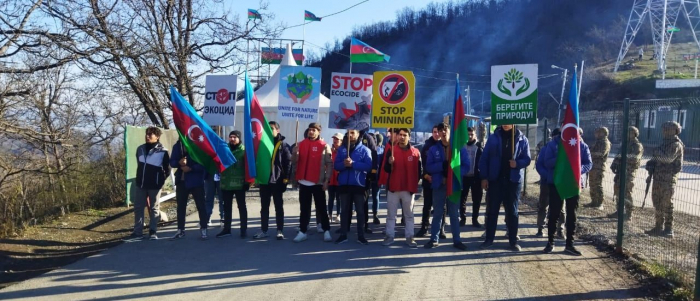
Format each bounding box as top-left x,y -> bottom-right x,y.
529,97 -> 700,291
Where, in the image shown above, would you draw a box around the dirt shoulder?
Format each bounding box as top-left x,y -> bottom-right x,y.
0,200 -> 186,289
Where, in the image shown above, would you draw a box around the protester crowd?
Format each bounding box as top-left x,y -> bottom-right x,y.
131,119 -> 684,255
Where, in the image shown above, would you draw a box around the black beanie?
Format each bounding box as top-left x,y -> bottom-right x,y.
229,130 -> 242,138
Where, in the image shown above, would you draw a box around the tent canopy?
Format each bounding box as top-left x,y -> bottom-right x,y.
235,44 -> 341,144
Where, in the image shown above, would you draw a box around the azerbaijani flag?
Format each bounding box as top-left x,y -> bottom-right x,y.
243,71 -> 274,184
447,77 -> 468,203
261,47 -> 304,65
170,86 -> 235,174
554,68 -> 581,199
350,38 -> 390,63
248,9 -> 262,20
304,10 -> 321,21
666,25 -> 680,32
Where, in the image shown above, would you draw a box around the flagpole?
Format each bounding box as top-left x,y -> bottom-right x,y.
349,40 -> 353,74
302,15 -> 306,67
577,60 -> 584,107
245,22 -> 250,71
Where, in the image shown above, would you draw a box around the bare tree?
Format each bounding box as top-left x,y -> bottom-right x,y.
41,0 -> 281,128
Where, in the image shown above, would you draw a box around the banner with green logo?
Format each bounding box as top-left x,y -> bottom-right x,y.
491,64 -> 538,125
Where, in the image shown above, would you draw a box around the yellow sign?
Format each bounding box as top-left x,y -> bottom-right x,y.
371,71 -> 415,128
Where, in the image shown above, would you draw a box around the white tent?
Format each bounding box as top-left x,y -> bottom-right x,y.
235,44 -> 343,144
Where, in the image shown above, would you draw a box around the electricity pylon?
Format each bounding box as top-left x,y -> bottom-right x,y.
614,0 -> 700,79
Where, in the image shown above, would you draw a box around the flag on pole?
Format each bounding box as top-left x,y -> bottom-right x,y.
248,9 -> 262,20
350,37 -> 390,63
243,71 -> 274,184
304,10 -> 322,21
554,67 -> 581,199
447,77 -> 468,203
170,86 -> 236,174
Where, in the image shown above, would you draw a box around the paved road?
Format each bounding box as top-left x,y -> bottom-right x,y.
525,158 -> 700,217
0,192 -> 648,300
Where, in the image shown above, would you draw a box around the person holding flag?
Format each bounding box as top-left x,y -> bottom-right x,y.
538,67 -> 592,256
424,122 -> 469,251
253,121 -> 292,240
479,124 -> 531,252
241,72 -> 279,240
382,128 -> 421,248
168,86 -> 236,241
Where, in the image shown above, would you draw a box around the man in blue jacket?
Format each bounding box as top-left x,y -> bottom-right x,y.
479,124 -> 531,252
424,122 -> 469,251
537,127 -> 592,256
170,139 -> 209,240
334,129 -> 373,245
460,127 -> 484,228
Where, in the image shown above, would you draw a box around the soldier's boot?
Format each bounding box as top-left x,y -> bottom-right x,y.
663,223 -> 674,238
644,223 -> 663,236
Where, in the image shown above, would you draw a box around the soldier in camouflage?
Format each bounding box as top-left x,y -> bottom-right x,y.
477,122 -> 487,144
644,121 -> 684,238
535,128 -> 551,162
608,126 -> 643,221
586,127 -> 611,209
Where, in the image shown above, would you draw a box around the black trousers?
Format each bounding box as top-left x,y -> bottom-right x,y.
460,176 -> 483,220
340,191 -> 366,238
299,185 -> 330,233
176,184 -> 207,230
547,184 -> 579,245
221,189 -> 247,232
421,185 -> 434,227
484,178 -> 521,245
259,184 -> 285,232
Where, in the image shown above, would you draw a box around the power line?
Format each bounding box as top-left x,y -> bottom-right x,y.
282,0 -> 370,30
304,40 -> 561,84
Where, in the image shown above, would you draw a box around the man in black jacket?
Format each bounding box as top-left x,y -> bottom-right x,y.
461,127 -> 484,227
361,130 -> 378,234
253,121 -> 292,240
131,127 -> 171,240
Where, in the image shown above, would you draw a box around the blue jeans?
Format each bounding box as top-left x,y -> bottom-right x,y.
204,176 -> 221,222
485,178 -> 522,245
430,184 -> 461,243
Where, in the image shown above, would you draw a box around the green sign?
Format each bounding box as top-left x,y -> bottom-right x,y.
491,64 -> 538,125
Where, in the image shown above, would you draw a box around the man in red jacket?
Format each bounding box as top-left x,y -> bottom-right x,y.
292,123 -> 333,243
382,128 -> 421,248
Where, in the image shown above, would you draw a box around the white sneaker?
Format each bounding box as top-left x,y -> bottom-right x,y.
323,230 -> 332,242
293,231 -> 308,243
200,228 -> 208,240
317,223 -> 324,233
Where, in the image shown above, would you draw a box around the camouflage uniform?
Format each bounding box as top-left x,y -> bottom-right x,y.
477,122 -> 487,144
646,121 -> 684,237
535,128 -> 551,162
610,126 -> 643,219
588,127 -> 611,207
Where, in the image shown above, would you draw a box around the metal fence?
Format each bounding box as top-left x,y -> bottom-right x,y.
528,97 -> 700,292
